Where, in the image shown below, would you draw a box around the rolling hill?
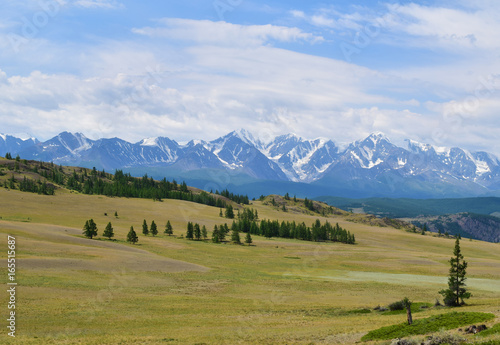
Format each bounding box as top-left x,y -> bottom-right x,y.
0,159 -> 499,344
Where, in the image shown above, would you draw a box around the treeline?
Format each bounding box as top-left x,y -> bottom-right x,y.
215,218 -> 355,244
2,156 -> 249,208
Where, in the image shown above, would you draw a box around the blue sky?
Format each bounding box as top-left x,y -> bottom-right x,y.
1,0 -> 500,155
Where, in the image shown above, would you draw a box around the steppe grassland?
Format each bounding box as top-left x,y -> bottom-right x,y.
0,188 -> 499,344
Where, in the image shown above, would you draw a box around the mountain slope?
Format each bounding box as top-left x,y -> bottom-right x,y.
2,130 -> 500,198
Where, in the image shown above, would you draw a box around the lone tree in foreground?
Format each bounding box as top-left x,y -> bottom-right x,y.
83,219 -> 98,239
439,237 -> 471,306
127,226 -> 138,244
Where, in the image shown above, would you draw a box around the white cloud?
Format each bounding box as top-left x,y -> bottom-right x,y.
132,18 -> 324,46
382,3 -> 500,51
73,0 -> 124,9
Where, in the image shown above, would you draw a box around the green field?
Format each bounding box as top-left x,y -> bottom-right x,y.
1,187 -> 500,344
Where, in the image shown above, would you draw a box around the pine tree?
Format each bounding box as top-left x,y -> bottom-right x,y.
245,232 -> 253,245
212,225 -> 220,243
231,228 -> 241,244
225,205 -> 234,219
103,222 -> 114,239
83,219 -> 98,239
186,222 -> 194,240
219,208 -> 223,217
142,219 -> 149,236
150,220 -> 158,236
439,237 -> 471,306
194,223 -> 201,240
114,211 -> 118,217
201,225 -> 207,240
127,226 -> 138,244
164,220 -> 173,235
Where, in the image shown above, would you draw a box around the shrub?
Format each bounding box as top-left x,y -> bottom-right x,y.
423,332 -> 466,345
388,300 -> 405,311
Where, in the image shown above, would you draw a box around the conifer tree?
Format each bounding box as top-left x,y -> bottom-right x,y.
231,228 -> 241,244
103,222 -> 114,239
127,226 -> 138,244
225,205 -> 235,219
194,223 -> 201,240
83,219 -> 98,239
212,225 -> 220,243
186,222 -> 194,240
142,219 -> 149,236
439,237 -> 471,306
201,225 -> 207,240
164,220 -> 173,235
150,220 -> 158,236
245,232 -> 253,245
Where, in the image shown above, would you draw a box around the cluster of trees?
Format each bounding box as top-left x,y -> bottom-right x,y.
214,189 -> 249,205
219,218 -> 355,244
82,218 -> 174,244
18,176 -> 55,195
185,222 -> 208,241
303,197 -> 315,211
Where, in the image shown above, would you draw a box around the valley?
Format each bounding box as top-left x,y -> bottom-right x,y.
1,170 -> 499,344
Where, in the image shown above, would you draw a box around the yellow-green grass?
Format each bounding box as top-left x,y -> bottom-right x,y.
0,188 -> 499,344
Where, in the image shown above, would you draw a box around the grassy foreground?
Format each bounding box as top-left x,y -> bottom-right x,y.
0,188 -> 500,344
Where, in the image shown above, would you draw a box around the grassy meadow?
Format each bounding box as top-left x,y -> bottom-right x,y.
0,187 -> 500,344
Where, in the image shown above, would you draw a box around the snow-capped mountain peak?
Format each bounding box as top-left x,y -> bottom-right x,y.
2,130 -> 500,198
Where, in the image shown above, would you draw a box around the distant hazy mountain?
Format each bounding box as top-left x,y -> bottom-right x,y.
2,129 -> 500,198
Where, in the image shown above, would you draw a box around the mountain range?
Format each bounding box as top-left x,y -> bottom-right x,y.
2,130 -> 500,199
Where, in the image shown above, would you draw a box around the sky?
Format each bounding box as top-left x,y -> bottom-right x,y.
1,0 -> 500,154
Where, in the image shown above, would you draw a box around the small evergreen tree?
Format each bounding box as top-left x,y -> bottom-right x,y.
245,232 -> 253,245
225,205 -> 234,219
103,222 -> 114,239
212,225 -> 220,243
164,220 -> 173,235
219,208 -> 223,217
83,219 -> 98,239
194,223 -> 201,240
114,211 -> 118,217
231,228 -> 241,244
439,237 -> 471,306
201,225 -> 207,240
127,226 -> 138,244
150,220 -> 158,236
142,219 -> 149,236
186,222 -> 194,240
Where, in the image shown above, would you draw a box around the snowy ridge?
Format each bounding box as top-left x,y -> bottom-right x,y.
2,130 -> 500,196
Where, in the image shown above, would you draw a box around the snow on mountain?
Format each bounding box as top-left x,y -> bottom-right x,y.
3,130 -> 500,197
264,134 -> 339,182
